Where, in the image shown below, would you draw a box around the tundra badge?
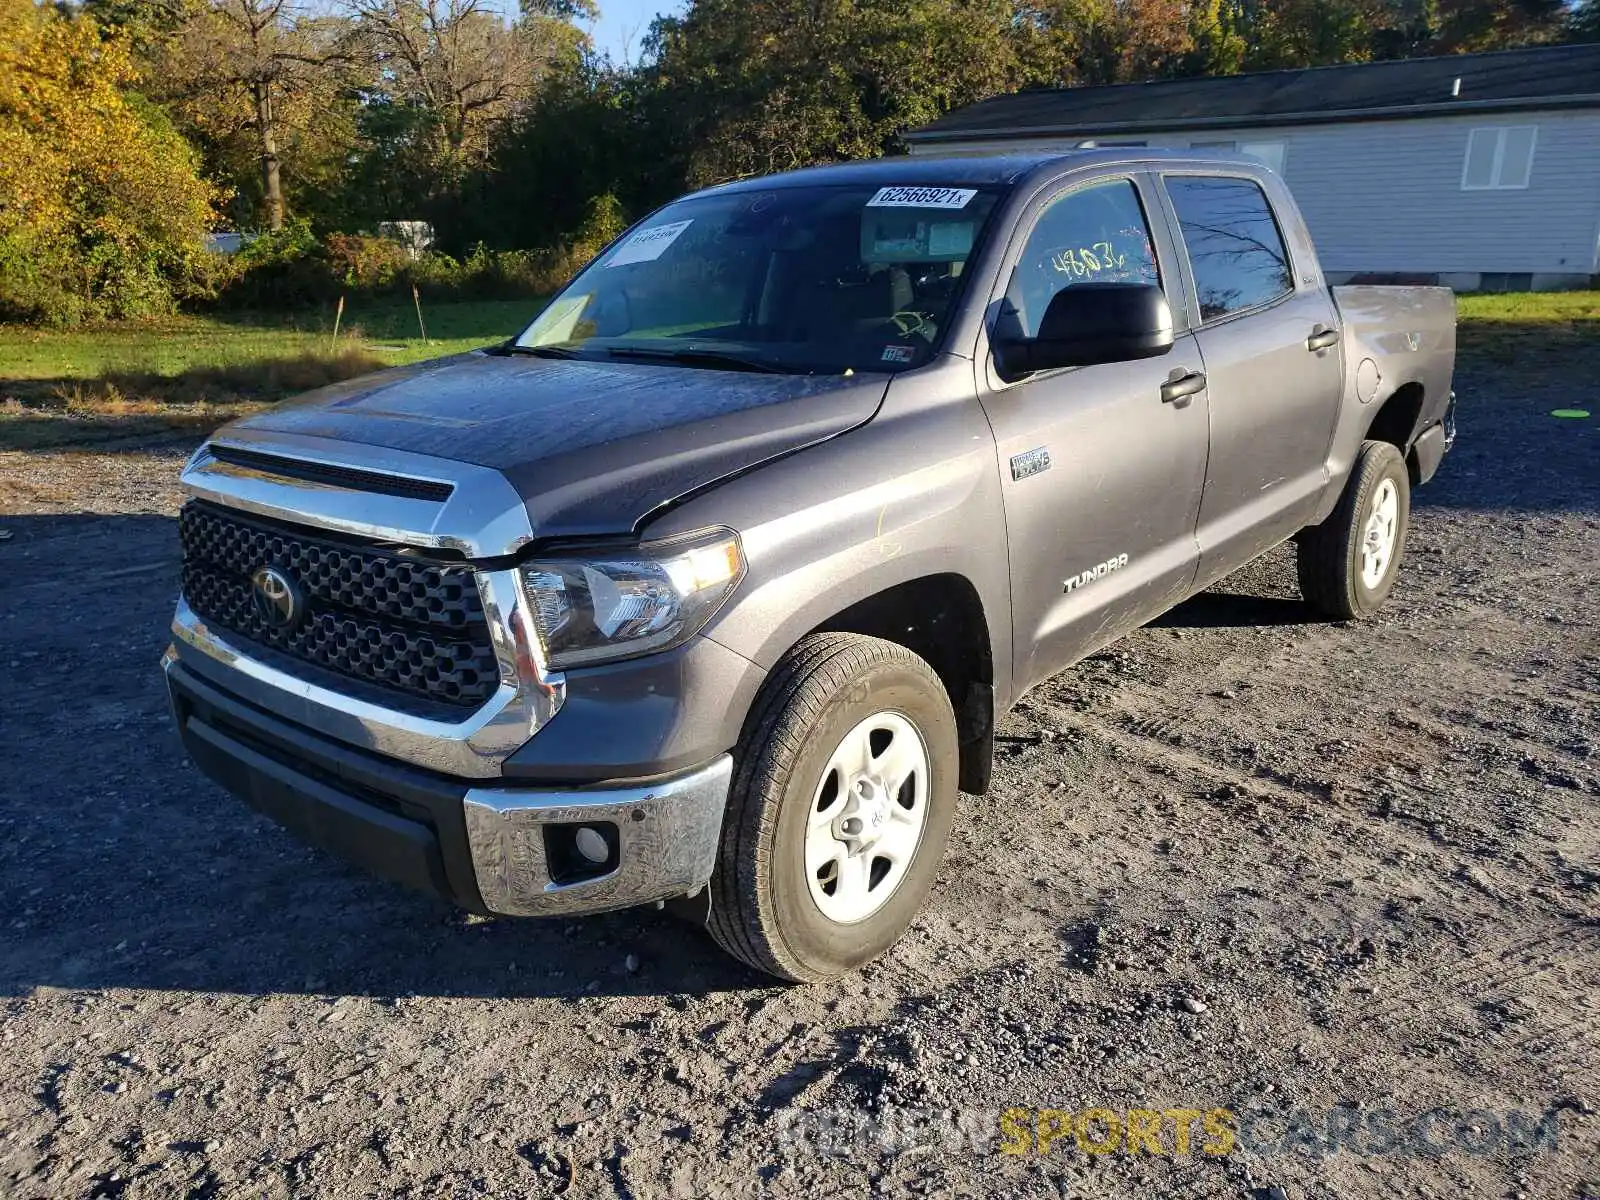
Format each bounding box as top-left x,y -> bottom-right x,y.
1063,554 -> 1130,594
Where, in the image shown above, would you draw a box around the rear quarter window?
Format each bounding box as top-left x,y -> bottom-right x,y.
1165,176 -> 1294,321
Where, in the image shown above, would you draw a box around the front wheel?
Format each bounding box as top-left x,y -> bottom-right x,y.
706,633 -> 959,982
1297,439 -> 1411,619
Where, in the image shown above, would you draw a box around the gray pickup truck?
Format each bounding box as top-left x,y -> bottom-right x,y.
164,151 -> 1456,981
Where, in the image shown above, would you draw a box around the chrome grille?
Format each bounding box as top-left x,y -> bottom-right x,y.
178,501 -> 500,709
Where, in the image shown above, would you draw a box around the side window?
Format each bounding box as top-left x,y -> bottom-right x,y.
1004,179 -> 1160,339
1462,126 -> 1536,190
1166,176 -> 1294,322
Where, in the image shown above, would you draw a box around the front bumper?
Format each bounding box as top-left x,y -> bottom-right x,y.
165,655 -> 731,917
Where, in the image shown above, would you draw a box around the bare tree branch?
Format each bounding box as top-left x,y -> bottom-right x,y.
346,0 -> 556,169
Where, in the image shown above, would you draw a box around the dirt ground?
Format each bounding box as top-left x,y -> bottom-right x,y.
0,341 -> 1596,1200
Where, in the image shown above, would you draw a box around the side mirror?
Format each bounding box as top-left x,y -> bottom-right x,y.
994,283 -> 1174,379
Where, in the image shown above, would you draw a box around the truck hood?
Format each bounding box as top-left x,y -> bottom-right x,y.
226,350 -> 889,539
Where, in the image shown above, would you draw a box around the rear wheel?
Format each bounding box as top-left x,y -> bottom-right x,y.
1297,439 -> 1411,619
706,633 -> 959,982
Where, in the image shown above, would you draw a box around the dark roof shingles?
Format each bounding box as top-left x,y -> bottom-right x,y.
909,42 -> 1600,140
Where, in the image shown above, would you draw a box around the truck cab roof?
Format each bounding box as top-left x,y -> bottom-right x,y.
693,148 -> 1258,199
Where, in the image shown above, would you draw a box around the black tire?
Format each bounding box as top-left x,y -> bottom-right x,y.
1297,439 -> 1411,619
706,633 -> 959,983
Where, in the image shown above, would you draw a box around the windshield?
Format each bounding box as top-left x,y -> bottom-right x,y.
514,183 -> 1004,374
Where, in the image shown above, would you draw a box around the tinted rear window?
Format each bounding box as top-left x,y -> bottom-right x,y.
1166,176 -> 1293,321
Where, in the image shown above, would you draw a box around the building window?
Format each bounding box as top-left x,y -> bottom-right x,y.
1462,126 -> 1537,190
1241,141 -> 1287,173
1190,140 -> 1287,174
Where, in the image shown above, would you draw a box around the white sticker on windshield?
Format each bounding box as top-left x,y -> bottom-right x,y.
866,186 -> 977,210
606,219 -> 693,267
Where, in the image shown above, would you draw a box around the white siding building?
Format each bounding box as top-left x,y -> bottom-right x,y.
906,44 -> 1600,290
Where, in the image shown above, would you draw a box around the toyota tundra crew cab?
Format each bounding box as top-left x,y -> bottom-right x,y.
163,151 -> 1456,982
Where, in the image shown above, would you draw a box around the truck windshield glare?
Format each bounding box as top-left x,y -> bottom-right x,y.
514,185 -> 1004,375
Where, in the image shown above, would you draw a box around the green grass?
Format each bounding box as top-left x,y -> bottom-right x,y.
1455,290 -> 1600,323
0,299 -> 540,450
1454,289 -> 1600,364
0,298 -> 536,387
2,291 -> 1595,450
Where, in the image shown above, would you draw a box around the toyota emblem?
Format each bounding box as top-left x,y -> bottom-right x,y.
251,565 -> 304,630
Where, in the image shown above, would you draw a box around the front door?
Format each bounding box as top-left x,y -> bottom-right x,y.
977,174 -> 1210,692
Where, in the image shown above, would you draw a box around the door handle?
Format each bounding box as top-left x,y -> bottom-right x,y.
1307,326 -> 1339,352
1160,370 -> 1206,408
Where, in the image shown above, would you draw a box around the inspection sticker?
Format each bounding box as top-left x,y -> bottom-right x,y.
867,186 -> 977,209
607,219 -> 693,267
927,221 -> 974,256
881,344 -> 916,364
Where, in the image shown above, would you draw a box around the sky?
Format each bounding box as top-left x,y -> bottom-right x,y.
585,0 -> 681,65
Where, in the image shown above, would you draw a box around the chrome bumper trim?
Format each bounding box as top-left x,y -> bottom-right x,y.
463,756 -> 733,916
167,566 -> 565,779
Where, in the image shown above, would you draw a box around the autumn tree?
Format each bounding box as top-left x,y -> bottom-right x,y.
1184,0 -> 1248,75
1572,0 -> 1600,40
157,0 -> 355,230
1213,0 -> 1388,69
346,0 -> 577,181
79,0 -> 189,52
1428,0 -> 1568,51
0,0 -> 219,322
1014,0 -> 1207,86
1216,0 -> 1572,67
644,0 -> 1022,186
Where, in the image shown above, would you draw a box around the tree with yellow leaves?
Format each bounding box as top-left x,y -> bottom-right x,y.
0,0 -> 220,322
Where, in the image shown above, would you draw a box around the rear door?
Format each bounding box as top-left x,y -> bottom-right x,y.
976,172 -> 1210,692
1158,173 -> 1345,584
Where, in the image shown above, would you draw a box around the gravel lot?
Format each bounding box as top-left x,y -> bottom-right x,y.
1,343 -> 1597,1200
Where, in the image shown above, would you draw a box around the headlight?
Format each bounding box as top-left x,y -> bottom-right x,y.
521,528 -> 745,669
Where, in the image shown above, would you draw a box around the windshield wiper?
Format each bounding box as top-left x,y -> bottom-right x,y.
602,346 -> 790,374
504,343 -> 584,359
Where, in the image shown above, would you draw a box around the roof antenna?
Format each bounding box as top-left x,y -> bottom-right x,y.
1452,77 -> 1462,97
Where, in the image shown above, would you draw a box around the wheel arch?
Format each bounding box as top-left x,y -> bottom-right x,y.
807,573 -> 996,795
1363,381 -> 1429,483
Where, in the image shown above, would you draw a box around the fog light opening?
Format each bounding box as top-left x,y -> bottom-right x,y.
544,821 -> 621,885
